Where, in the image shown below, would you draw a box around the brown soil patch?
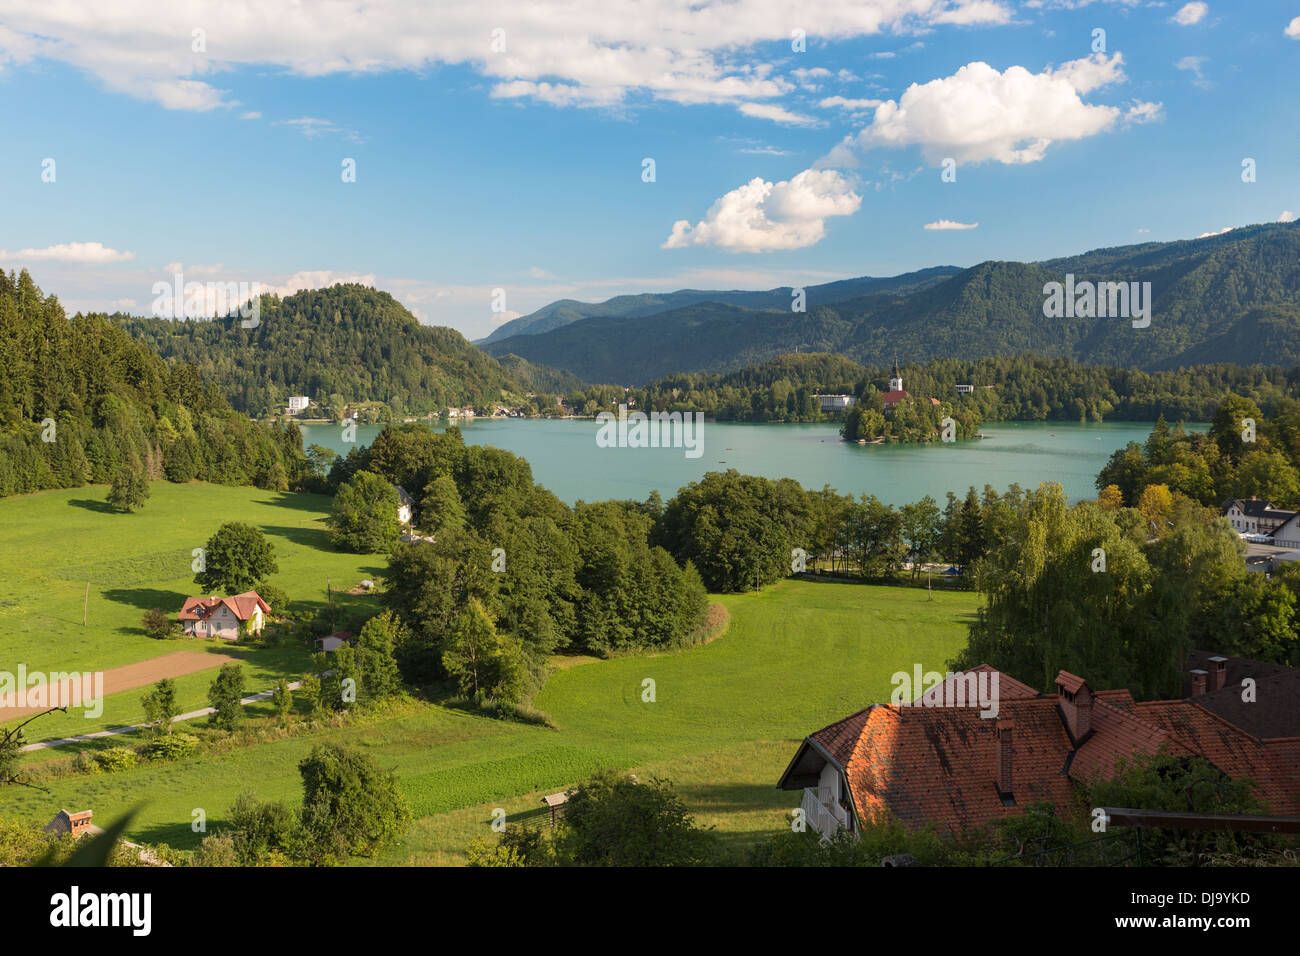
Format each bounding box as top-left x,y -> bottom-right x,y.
1,650 -> 234,721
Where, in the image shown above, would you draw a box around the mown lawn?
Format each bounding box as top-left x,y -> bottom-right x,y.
0,571 -> 978,862
0,482 -> 384,738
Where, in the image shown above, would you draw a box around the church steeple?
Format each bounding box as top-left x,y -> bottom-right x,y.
889,355 -> 903,392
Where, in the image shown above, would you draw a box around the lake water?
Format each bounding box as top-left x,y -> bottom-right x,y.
300,419 -> 1188,507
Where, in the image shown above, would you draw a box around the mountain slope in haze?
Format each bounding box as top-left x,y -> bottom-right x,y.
119,284 -> 524,417
478,266 -> 961,343
482,221 -> 1300,384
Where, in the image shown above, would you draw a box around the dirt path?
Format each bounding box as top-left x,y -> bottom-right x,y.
1,650 -> 235,721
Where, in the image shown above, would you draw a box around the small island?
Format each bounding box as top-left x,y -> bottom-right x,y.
840,360 -> 982,444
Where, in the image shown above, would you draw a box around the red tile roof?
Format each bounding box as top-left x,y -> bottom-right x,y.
179,590 -> 269,622
880,390 -> 909,405
781,661 -> 1300,834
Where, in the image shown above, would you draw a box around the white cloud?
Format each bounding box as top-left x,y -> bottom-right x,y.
838,54 -> 1148,166
276,116 -> 364,141
1124,100 -> 1163,124
1176,55 -> 1210,88
923,219 -> 979,230
240,110 -> 262,120
1171,3 -> 1208,26
662,168 -> 862,253
819,95 -> 885,111
528,266 -> 555,279
1196,226 -> 1233,238
738,102 -> 821,126
1287,17 -> 1300,39
0,241 -> 134,263
0,0 -> 1015,116
261,270 -> 377,297
1280,211 -> 1297,223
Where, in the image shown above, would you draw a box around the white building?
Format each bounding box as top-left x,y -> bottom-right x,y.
814,394 -> 856,412
287,396 -> 310,413
1222,498 -> 1299,543
955,384 -> 974,395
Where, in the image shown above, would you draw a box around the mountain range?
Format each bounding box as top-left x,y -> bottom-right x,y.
479,221 -> 1300,385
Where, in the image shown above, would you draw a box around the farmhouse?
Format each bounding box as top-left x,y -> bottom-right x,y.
778,660 -> 1300,839
179,591 -> 269,640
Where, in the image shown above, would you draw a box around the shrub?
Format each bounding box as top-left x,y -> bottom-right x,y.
144,732 -> 199,761
95,747 -> 139,773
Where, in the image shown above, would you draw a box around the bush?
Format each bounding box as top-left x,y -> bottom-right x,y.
95,747 -> 139,773
192,832 -> 238,867
144,732 -> 199,761
141,607 -> 174,640
72,750 -> 100,775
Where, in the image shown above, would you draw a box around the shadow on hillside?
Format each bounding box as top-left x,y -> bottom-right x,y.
262,524 -> 331,548
67,498 -> 115,514
103,587 -> 187,616
269,491 -> 331,513
133,817 -> 224,853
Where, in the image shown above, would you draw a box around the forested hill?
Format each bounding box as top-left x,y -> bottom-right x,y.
482,221 -> 1300,384
117,284 -> 521,417
0,270 -> 304,498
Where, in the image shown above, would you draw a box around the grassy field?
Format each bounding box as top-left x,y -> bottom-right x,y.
0,494 -> 979,864
0,482 -> 384,739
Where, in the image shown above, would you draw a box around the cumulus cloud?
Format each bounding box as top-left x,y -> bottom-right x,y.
1171,2 -> 1208,26
1197,226 -> 1233,238
0,0 -> 1014,117
1,241 -> 134,263
1287,17 -> 1300,39
1280,211 -> 1297,223
923,219 -> 979,230
834,53 -> 1155,166
260,270 -> 377,298
662,168 -> 862,253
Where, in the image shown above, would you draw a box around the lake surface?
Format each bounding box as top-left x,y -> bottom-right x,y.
300,419 -> 1190,508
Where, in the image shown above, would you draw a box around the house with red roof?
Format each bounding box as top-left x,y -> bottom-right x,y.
179,591 -> 269,640
778,658 -> 1300,840
879,360 -> 942,413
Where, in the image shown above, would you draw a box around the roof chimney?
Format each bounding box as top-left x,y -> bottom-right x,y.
1208,656 -> 1227,693
1054,671 -> 1093,741
996,718 -> 1014,797
1190,669 -> 1207,697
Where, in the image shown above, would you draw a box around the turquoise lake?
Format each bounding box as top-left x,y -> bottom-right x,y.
300,418 -> 1189,507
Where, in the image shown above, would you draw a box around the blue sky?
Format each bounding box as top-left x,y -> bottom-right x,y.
1,0 -> 1297,339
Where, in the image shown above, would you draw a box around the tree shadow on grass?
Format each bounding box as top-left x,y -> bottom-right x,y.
102,587 -> 188,619
67,498 -> 116,514
262,524 -> 332,549
269,491 -> 332,513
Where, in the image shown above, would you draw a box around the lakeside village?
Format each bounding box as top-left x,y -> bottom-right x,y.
271,360 -> 987,445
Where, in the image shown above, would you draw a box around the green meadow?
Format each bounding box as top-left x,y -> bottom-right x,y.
0,482 -> 383,739
0,482 -> 978,863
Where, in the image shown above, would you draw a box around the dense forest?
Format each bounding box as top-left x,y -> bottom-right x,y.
116,284 -> 526,418
554,352 -> 1300,425
483,221 -> 1300,383
0,270 -> 304,498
